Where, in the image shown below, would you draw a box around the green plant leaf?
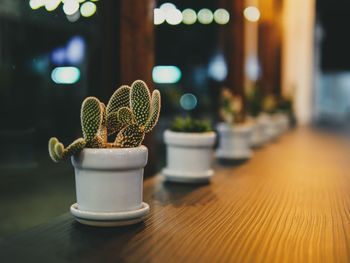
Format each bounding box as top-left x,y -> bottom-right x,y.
118,107 -> 134,125
61,138 -> 86,160
144,90 -> 161,133
48,137 -> 60,162
106,85 -> 130,115
130,80 -> 151,127
81,97 -> 102,142
106,112 -> 125,135
115,124 -> 145,148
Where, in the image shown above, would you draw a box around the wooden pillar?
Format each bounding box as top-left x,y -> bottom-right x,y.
220,0 -> 245,98
120,0 -> 156,177
258,0 -> 283,96
120,0 -> 155,86
96,0 -> 156,176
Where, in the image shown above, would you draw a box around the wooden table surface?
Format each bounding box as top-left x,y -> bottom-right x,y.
2,127 -> 350,263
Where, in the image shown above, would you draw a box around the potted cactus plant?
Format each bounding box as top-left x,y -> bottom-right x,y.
162,117 -> 216,183
276,97 -> 293,132
215,88 -> 253,160
261,94 -> 283,141
48,80 -> 161,226
246,85 -> 269,148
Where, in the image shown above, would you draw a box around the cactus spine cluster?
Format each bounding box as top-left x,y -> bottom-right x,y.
48,80 -> 161,162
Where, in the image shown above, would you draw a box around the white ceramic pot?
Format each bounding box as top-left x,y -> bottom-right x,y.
275,113 -> 290,133
251,117 -> 268,148
162,130 -> 216,183
215,123 -> 253,160
262,114 -> 280,141
71,146 -> 148,213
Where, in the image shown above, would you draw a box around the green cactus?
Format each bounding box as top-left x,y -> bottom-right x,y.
106,85 -> 130,115
115,124 -> 145,148
130,80 -> 151,127
48,80 -> 161,163
48,137 -> 86,162
115,80 -> 161,147
118,107 -> 134,125
144,90 -> 161,133
48,137 -> 60,162
81,97 -> 103,142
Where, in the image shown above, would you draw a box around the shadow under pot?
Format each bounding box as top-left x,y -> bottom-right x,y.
162,130 -> 216,184
215,123 -> 253,160
70,146 -> 149,227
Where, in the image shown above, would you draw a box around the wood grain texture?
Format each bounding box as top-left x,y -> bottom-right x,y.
2,127 -> 350,263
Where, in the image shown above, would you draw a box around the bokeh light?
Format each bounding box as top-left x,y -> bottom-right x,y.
67,11 -> 81,22
159,3 -> 177,13
29,0 -> 45,10
214,9 -> 230,25
197,9 -> 213,24
80,1 -> 96,17
165,9 -> 183,25
51,67 -> 81,84
208,53 -> 228,81
51,47 -> 66,65
154,8 -> 166,25
243,6 -> 260,22
152,66 -> 182,84
182,9 -> 197,25
66,36 -> 85,64
63,0 -> 80,16
45,0 -> 60,11
180,93 -> 198,110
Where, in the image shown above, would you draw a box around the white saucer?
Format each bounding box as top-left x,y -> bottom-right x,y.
162,169 -> 213,183
70,202 -> 149,227
215,150 -> 253,160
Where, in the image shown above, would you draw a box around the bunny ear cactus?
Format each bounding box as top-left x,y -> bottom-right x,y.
114,80 -> 161,147
48,137 -> 86,162
48,80 -> 161,163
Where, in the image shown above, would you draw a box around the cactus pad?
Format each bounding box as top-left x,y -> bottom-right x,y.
106,112 -> 125,135
106,85 -> 131,115
115,124 -> 145,148
144,90 -> 161,133
81,97 -> 102,142
118,107 -> 134,125
48,137 -> 60,162
54,142 -> 64,157
130,80 -> 151,127
61,138 -> 86,160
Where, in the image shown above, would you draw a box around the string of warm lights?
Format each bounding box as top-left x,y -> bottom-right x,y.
29,0 -> 98,22
155,2 -> 260,26
154,3 -> 230,26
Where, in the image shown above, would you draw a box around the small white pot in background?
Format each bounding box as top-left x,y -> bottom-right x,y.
275,113 -> 290,133
251,116 -> 269,148
70,146 -> 149,226
162,130 -> 216,183
215,122 -> 253,160
261,113 -> 280,141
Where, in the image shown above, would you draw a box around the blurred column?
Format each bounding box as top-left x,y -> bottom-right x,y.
119,0 -> 155,87
99,0 -> 156,176
258,0 -> 283,96
243,0 -> 259,95
120,0 -> 156,176
281,0 -> 315,124
219,0 -> 245,98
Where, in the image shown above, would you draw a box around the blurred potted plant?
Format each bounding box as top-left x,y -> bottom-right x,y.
162,117 -> 216,183
246,85 -> 269,148
215,88 -> 253,160
261,94 -> 282,141
48,80 -> 161,226
276,97 -> 294,131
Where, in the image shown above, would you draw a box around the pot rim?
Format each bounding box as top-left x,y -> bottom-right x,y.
164,130 -> 216,147
72,145 -> 148,170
